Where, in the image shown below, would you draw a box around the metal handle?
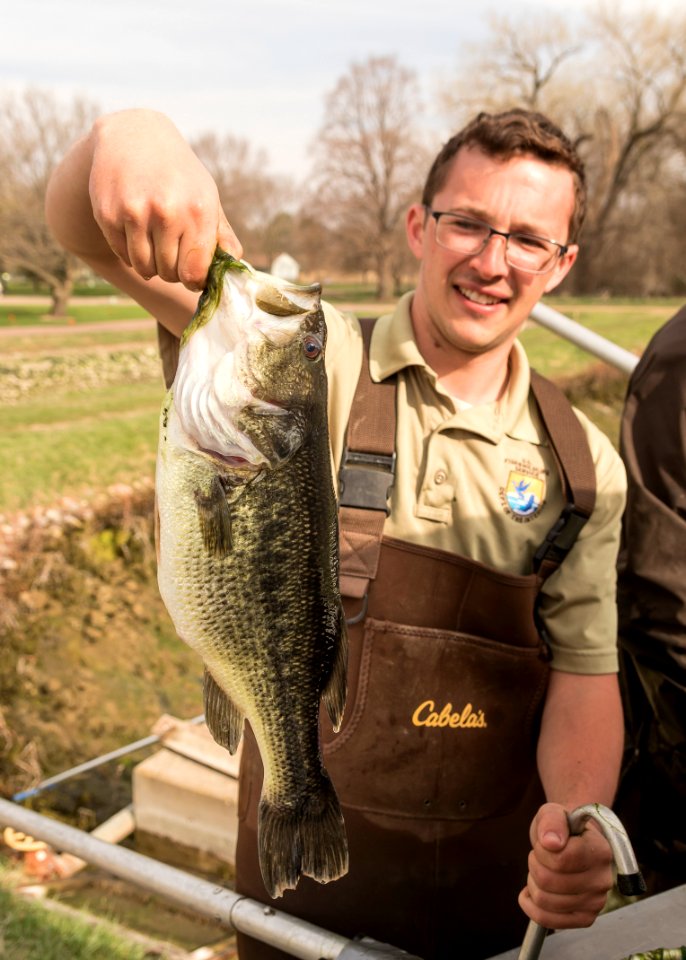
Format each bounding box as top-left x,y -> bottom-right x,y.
516,803 -> 646,960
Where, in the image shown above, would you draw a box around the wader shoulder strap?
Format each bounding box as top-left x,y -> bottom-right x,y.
338,317 -> 397,603
529,369 -> 597,581
337,345 -> 597,598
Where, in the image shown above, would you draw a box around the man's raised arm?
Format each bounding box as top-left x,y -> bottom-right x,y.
45,109 -> 242,336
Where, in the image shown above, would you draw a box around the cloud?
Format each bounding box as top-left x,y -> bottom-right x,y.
3,0 -> 682,178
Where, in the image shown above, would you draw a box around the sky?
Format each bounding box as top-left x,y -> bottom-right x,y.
3,0 -> 683,181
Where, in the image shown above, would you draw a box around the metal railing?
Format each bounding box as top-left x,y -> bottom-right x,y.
530,302 -> 639,376
11,716 -> 205,803
0,798 -> 410,960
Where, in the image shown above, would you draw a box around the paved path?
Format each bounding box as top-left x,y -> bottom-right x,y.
1,295 -> 132,306
0,300 -> 395,340
0,295 -> 393,348
0,317 -> 157,338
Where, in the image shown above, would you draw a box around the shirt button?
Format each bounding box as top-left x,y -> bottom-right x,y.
434,469 -> 447,485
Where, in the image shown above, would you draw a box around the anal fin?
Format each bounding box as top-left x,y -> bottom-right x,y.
203,668 -> 244,754
322,607 -> 348,733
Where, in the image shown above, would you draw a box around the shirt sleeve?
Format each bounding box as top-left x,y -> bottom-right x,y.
322,301 -> 363,473
537,410 -> 627,674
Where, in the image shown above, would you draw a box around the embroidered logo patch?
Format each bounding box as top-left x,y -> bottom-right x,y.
499,462 -> 547,522
411,700 -> 487,729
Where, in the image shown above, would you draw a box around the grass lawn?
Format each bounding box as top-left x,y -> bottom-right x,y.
0,302 -> 152,327
0,383 -> 164,514
528,296 -> 681,376
1,293 -> 682,515
1,280 -> 120,298
0,862 -> 146,960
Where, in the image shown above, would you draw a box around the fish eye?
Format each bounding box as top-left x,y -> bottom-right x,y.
303,335 -> 322,360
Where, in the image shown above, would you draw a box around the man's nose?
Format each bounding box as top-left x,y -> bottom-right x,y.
470,232 -> 509,276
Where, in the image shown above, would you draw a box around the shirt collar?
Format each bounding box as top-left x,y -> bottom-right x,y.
369,291 -> 424,381
368,291 -> 545,446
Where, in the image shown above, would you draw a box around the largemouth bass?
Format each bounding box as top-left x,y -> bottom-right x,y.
155,249 -> 348,897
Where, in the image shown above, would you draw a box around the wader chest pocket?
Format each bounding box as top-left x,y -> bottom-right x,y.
321,618 -> 549,820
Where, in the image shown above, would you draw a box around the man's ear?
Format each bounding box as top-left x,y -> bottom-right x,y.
405,203 -> 427,260
544,244 -> 579,294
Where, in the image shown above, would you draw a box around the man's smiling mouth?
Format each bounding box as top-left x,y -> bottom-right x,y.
456,285 -> 504,306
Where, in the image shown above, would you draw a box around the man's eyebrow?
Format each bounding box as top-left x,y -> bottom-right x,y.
451,205 -> 555,237
438,204 -> 487,219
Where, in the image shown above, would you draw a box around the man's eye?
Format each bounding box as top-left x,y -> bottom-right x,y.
449,217 -> 483,233
514,233 -> 548,251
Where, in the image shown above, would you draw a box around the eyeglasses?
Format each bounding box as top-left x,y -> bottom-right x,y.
426,208 -> 569,275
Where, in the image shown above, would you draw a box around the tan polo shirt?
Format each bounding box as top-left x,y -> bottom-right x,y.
323,292 -> 627,675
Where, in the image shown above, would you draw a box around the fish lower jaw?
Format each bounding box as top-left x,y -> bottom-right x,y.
198,444 -> 265,471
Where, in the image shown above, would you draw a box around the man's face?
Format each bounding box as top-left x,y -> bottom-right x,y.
406,146 -> 578,370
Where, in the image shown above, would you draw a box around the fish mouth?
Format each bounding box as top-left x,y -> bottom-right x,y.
173,253 -> 319,470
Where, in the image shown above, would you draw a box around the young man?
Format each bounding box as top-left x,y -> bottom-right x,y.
46,108 -> 626,958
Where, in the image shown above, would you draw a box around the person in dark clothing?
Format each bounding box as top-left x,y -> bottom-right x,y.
616,304 -> 686,894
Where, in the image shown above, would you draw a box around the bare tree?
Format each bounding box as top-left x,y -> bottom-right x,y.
311,55 -> 430,298
191,132 -> 292,265
263,211 -> 296,266
441,13 -> 582,116
288,210 -> 340,280
441,9 -> 686,294
0,88 -> 99,315
574,9 -> 686,290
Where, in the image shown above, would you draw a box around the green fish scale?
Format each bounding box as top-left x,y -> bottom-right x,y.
157,255 -> 347,893
159,426 -> 340,810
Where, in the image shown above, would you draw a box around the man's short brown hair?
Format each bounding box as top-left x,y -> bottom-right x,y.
421,109 -> 587,243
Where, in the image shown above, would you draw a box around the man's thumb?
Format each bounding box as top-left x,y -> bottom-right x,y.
537,803 -> 569,851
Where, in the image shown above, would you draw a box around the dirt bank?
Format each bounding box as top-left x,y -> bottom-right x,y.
0,482 -> 202,816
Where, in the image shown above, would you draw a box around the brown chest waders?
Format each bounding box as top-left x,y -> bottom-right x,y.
234,320 -> 596,960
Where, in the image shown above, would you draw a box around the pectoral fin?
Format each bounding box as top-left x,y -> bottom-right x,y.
203,668 -> 244,754
194,476 -> 232,557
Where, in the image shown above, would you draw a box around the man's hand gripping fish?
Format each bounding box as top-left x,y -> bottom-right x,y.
155,249 -> 349,897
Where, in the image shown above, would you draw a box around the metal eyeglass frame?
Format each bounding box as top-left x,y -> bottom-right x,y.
425,207 -> 569,275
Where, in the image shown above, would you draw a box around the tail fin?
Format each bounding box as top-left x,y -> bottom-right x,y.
258,774 -> 348,898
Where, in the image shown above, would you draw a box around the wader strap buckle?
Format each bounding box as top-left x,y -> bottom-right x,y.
533,503 -> 590,575
338,317 -> 397,615
339,450 -> 396,516
345,592 -> 369,626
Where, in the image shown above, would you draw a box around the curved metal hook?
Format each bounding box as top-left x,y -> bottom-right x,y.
517,803 -> 646,960
345,593 -> 369,626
